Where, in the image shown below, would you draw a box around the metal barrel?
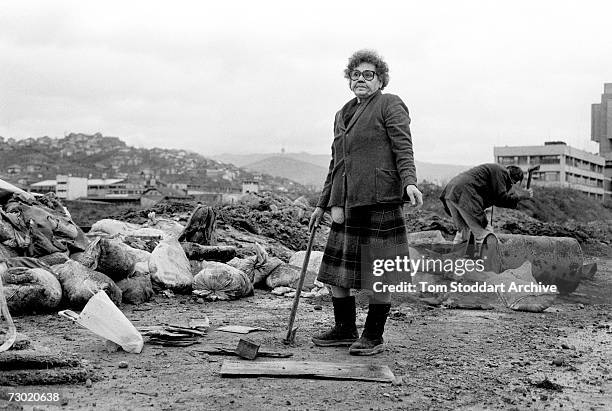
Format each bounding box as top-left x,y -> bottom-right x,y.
480,234 -> 584,294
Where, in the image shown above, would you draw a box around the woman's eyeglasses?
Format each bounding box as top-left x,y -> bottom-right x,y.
349,70 -> 377,81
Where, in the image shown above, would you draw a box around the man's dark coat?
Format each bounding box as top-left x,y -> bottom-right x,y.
440,163 -> 521,227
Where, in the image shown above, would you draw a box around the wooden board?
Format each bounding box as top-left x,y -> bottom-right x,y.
215,325 -> 268,334
195,346 -> 293,358
220,360 -> 395,382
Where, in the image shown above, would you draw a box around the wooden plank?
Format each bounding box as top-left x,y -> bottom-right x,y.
193,346 -> 293,358
215,325 -> 268,334
220,360 -> 395,382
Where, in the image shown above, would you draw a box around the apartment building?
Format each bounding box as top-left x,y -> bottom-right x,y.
591,83 -> 612,203
494,142 -> 606,201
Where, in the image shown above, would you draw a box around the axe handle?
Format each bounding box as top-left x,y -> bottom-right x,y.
526,166 -> 540,189
284,227 -> 317,343
527,173 -> 534,189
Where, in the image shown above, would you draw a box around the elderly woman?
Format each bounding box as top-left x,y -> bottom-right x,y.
309,49 -> 422,356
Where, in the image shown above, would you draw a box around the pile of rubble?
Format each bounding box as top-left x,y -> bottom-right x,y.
0,190 -> 331,318
2,184 -> 610,318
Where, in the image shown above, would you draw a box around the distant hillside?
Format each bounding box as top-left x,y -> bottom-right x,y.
0,133 -> 307,193
214,152 -> 470,186
244,156 -> 328,188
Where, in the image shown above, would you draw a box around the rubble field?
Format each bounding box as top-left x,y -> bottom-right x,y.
0,191 -> 611,410
1,260 -> 610,410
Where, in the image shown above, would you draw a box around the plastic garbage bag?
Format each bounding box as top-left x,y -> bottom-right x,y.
192,261 -> 253,301
266,263 -> 316,290
4,193 -> 88,255
89,219 -> 141,237
289,250 -> 324,277
1,266 -> 62,314
494,261 -> 558,312
149,238 -> 193,293
59,290 -> 143,353
143,212 -> 184,240
76,237 -> 137,281
0,262 -> 17,352
116,273 -> 154,305
226,243 -> 283,285
52,260 -> 122,308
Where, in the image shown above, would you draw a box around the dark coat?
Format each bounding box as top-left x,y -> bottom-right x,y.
316,90 -> 417,209
440,163 -> 521,228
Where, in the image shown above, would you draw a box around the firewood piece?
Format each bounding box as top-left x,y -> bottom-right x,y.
181,243 -> 236,262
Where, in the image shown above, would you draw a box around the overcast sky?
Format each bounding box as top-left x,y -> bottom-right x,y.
1,0 -> 610,165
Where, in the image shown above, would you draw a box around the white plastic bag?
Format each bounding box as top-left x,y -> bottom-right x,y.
59,290 -> 143,353
149,238 -> 193,293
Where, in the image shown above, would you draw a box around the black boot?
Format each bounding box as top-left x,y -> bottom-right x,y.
349,303 -> 390,356
312,296 -> 358,347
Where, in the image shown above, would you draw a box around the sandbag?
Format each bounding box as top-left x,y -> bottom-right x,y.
227,243 -> 282,285
149,238 -> 193,293
289,250 -> 324,277
4,193 -> 88,255
95,238 -> 137,281
52,260 -> 122,308
266,264 -> 316,291
76,237 -> 148,281
0,243 -> 19,259
192,262 -> 253,301
89,219 -> 165,244
116,273 -> 154,305
5,256 -> 54,271
89,219 -> 141,237
39,252 -> 70,266
494,261 -> 558,312
130,248 -> 152,275
1,267 -> 62,314
143,213 -> 184,240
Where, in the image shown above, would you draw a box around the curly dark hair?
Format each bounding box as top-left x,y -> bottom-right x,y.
344,49 -> 390,89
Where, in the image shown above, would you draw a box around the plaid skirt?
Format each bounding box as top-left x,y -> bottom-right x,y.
317,204 -> 409,289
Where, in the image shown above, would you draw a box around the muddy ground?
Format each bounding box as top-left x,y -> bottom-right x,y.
1,259 -> 611,411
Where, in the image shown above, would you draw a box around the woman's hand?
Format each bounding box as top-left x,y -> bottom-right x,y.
308,207 -> 325,232
406,185 -> 423,208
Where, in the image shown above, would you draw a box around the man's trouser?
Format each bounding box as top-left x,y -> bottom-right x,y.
446,200 -> 493,244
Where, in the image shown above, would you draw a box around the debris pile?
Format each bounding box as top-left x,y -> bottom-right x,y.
0,181 -> 606,317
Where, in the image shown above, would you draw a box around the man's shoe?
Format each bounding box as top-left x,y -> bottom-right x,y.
349,303 -> 390,356
312,296 -> 358,347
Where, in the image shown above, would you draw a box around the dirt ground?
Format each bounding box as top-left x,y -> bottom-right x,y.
1,259 -> 611,411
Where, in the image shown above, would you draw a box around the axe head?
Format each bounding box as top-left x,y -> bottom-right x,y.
283,326 -> 299,345
527,165 -> 541,173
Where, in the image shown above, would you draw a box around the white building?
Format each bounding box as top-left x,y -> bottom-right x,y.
494,142 -> 607,201
242,180 -> 259,194
56,175 -> 88,200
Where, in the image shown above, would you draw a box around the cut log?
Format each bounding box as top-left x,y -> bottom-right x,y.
220,360 -> 395,382
0,351 -> 82,370
181,243 -> 236,262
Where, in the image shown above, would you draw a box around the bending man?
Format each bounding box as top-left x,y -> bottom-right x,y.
440,163 -> 533,245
